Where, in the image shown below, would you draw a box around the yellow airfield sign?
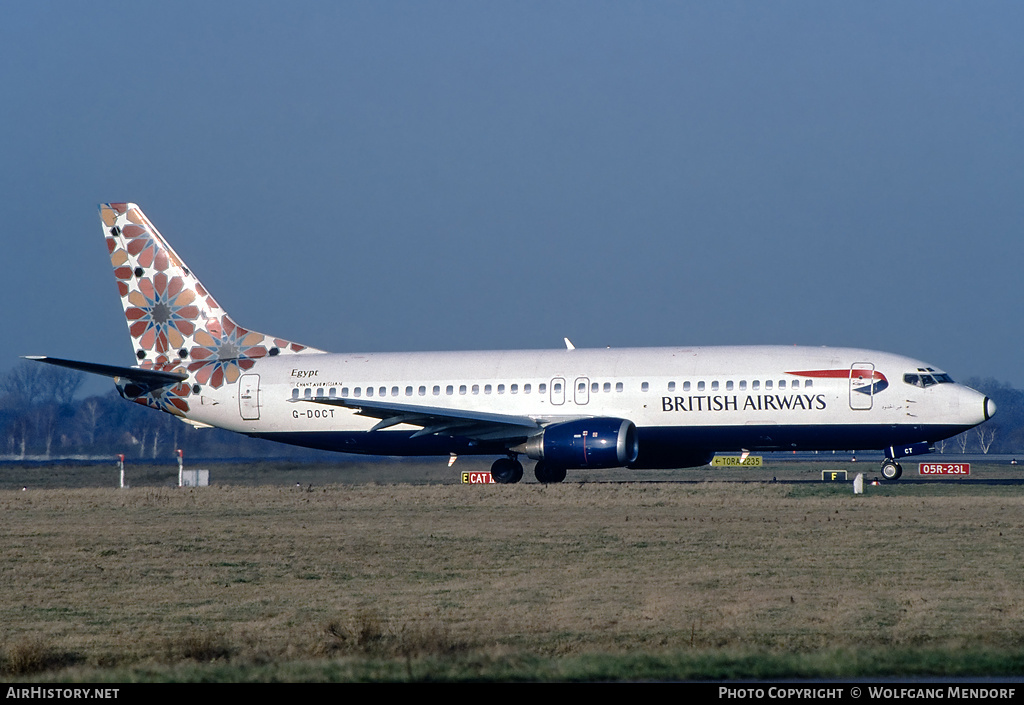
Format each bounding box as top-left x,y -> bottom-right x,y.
711,456 -> 763,467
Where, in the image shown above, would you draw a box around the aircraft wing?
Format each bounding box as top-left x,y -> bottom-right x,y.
292,396 -> 562,442
23,356 -> 188,388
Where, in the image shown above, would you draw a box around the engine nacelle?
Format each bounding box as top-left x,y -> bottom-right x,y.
518,418 -> 639,469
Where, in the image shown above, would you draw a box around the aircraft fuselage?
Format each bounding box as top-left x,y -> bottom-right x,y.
188,344 -> 990,465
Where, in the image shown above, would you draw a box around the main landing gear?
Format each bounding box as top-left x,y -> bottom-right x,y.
533,461 -> 567,484
489,456 -> 567,484
490,456 -> 523,484
880,459 -> 903,481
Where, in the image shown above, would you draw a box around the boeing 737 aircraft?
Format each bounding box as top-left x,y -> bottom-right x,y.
28,203 -> 995,482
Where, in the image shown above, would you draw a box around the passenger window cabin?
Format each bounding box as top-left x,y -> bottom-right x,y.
310,374 -> 842,406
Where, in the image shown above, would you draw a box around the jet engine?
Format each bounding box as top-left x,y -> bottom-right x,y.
517,418 -> 639,469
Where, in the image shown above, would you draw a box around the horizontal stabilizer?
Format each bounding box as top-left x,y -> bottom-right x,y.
23,356 -> 188,388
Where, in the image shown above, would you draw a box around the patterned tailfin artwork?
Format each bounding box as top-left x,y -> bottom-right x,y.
100,202 -> 322,416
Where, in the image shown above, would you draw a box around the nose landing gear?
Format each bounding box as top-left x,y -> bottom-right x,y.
880,459 -> 903,481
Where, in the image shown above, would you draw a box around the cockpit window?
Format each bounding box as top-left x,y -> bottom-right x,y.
903,371 -> 954,388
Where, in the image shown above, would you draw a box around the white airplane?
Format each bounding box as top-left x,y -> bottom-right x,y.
28,203 -> 995,483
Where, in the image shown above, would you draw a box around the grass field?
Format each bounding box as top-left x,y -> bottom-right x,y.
1,459 -> 1023,681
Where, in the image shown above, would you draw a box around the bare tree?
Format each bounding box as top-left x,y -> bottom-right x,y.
46,367 -> 84,405
35,404 -> 57,458
1,363 -> 84,456
7,415 -> 29,458
954,432 -> 969,453
1,362 -> 49,405
75,398 -> 101,447
975,425 -> 997,454
151,424 -> 161,459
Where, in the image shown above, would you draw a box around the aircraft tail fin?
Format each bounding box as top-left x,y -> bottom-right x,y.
100,203 -> 321,413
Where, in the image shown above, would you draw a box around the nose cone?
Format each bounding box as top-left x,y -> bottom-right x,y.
985,396 -> 997,422
959,386 -> 995,428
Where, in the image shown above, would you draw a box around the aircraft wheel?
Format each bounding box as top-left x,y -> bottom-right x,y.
491,457 -> 523,484
880,460 -> 903,481
534,461 -> 567,484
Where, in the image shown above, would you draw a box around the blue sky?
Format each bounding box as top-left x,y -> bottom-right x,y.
3,2 -> 1023,394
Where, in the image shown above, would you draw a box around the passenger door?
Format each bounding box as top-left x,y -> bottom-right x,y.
574,377 -> 590,405
239,374 -> 261,420
849,363 -> 874,410
550,377 -> 565,405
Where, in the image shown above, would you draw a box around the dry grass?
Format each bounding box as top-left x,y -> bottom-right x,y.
1,635 -> 81,676
1,470 -> 1023,679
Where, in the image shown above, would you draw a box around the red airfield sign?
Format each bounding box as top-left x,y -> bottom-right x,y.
919,463 -> 970,476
